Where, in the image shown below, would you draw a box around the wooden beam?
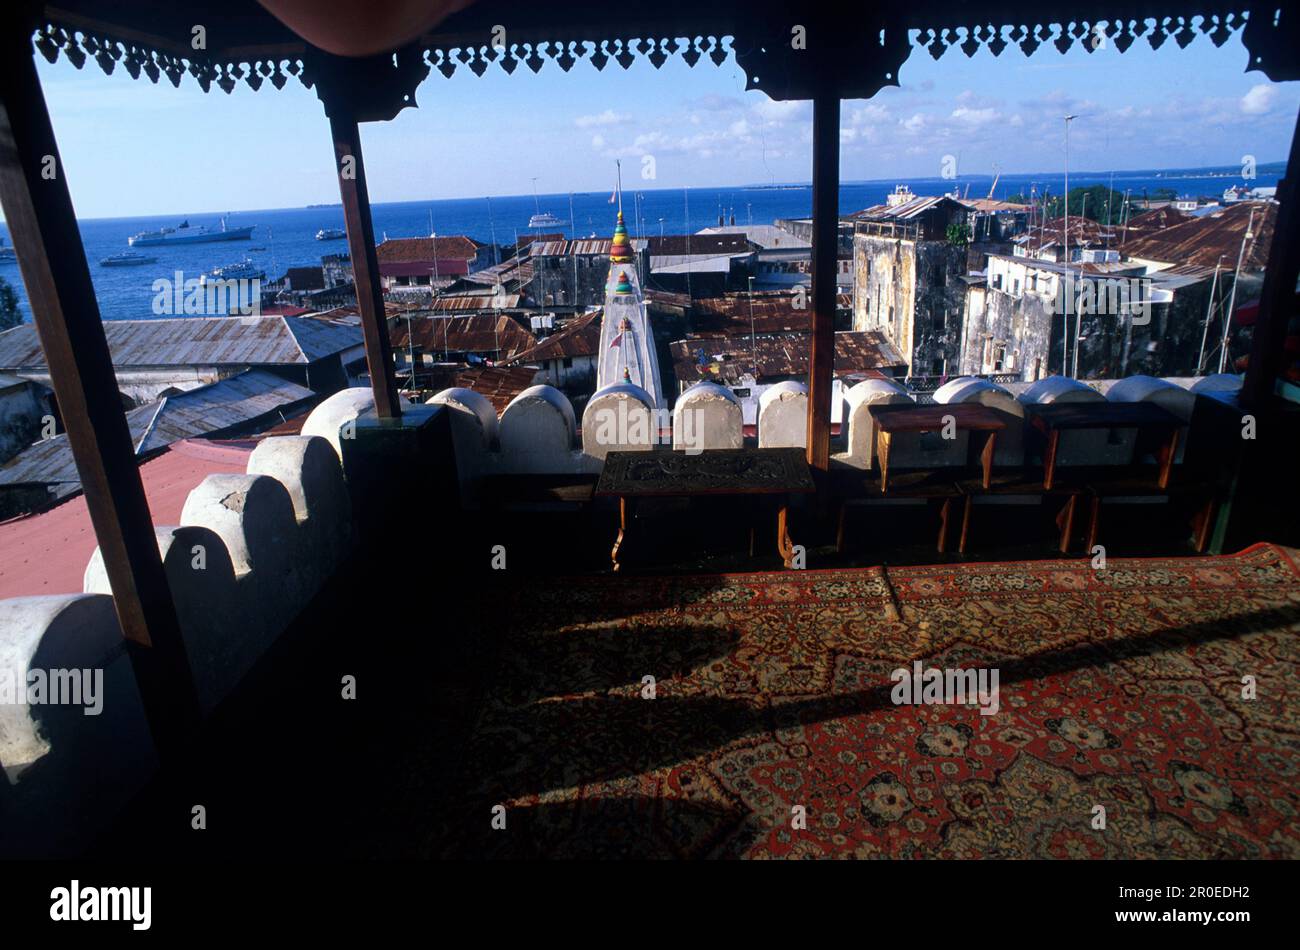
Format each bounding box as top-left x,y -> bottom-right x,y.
327,109 -> 402,419
0,22 -> 198,753
806,92 -> 840,470
1242,105 -> 1300,408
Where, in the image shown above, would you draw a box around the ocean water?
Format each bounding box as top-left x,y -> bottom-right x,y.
0,163 -> 1282,323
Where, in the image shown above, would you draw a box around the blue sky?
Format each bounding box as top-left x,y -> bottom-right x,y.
26,30 -> 1300,219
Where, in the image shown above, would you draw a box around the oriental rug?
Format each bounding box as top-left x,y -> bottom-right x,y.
439,543 -> 1300,858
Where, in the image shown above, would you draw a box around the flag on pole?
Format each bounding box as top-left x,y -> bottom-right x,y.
609,330 -> 624,349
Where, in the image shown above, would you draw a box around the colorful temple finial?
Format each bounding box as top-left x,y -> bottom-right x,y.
614,269 -> 633,294
610,210 -> 634,264
622,366 -> 631,381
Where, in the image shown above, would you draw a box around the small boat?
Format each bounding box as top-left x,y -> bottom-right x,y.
200,258 -> 265,283
100,252 -> 157,267
316,227 -> 346,241
528,212 -> 564,228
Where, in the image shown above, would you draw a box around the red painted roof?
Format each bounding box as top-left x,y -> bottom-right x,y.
379,259 -> 469,278
0,438 -> 253,598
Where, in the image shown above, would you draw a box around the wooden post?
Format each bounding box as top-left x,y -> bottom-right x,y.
0,23 -> 198,753
806,92 -> 840,470
1242,105 -> 1300,408
327,108 -> 402,419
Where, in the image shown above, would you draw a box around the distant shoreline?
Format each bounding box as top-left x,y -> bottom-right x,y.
2,160 -> 1283,227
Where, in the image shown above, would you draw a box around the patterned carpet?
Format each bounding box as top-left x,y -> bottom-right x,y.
441,544 -> 1300,858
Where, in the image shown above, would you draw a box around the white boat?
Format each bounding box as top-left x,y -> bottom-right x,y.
200,258 -> 265,283
316,227 -> 346,240
528,212 -> 564,228
100,252 -> 157,267
129,216 -> 255,246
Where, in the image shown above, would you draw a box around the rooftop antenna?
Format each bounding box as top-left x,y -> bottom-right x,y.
615,160 -> 623,214
532,177 -> 542,217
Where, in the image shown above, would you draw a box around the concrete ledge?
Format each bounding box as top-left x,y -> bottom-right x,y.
0,594 -> 155,857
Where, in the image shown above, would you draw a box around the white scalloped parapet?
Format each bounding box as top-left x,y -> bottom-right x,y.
1188,373 -> 1244,395
933,376 -> 1025,468
757,381 -> 808,449
0,594 -> 156,856
1019,375 -> 1105,405
428,386 -> 500,496
499,384 -> 578,473
1108,374 -> 1195,463
301,386 -> 376,460
84,436 -> 353,716
838,378 -> 914,470
583,382 -> 658,461
673,382 -> 743,452
1018,374 -> 1132,467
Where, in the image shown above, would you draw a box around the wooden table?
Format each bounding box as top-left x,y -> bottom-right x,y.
1025,402 -> 1182,490
595,448 -> 816,571
868,403 -> 1009,493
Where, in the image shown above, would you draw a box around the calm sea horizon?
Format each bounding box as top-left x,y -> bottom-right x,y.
0,161 -> 1284,322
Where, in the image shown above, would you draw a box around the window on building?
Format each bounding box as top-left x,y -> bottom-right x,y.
562,357 -> 573,369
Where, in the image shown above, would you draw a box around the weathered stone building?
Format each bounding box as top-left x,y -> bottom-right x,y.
851,195 -> 971,377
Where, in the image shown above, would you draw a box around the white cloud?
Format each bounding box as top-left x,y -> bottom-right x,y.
754,99 -> 806,123
1241,84 -> 1278,115
903,113 -> 927,133
574,109 -> 631,128
590,134 -> 605,149
951,106 -> 999,125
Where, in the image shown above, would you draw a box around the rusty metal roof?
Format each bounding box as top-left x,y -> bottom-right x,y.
1125,206 -> 1189,232
447,365 -> 540,416
672,330 -> 905,384
855,194 -> 963,220
960,197 -> 1031,213
424,293 -> 524,312
692,292 -> 816,335
0,369 -> 315,492
1121,201 -> 1275,270
508,310 -> 603,363
390,312 -> 536,358
0,315 -> 362,371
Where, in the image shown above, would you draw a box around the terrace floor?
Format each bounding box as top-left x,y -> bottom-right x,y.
95,500 -> 1300,859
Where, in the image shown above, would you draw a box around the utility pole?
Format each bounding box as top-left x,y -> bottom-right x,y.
1063,114 -> 1078,376
1219,207 -> 1255,373
1197,258 -> 1223,374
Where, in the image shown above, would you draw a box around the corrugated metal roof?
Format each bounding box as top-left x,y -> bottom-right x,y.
1121,201 -> 1275,270
692,293 -> 815,335
671,331 -> 906,384
0,369 -> 314,490
447,365 -> 539,415
0,315 -> 362,370
375,235 -> 482,262
390,312 -> 536,358
0,438 -> 254,597
696,225 -> 810,249
856,194 -> 959,220
508,309 -> 602,363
